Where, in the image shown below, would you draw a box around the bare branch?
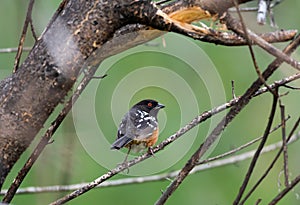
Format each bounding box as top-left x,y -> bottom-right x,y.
240,117 -> 300,204
269,175 -> 300,205
233,90 -> 278,205
254,73 -> 300,97
268,119 -> 300,205
29,16 -> 38,41
279,100 -> 289,187
13,0 -> 35,73
198,116 -> 290,165
3,130 -> 299,197
231,80 -> 237,99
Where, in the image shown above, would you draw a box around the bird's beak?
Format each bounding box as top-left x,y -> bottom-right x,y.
157,103 -> 165,109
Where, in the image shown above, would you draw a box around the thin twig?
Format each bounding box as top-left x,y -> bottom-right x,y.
29,18 -> 38,41
231,80 -> 237,99
268,0 -> 277,28
269,175 -> 300,205
254,72 -> 300,97
0,47 -> 32,53
282,84 -> 300,90
1,67 -> 105,203
198,116 -> 290,165
156,0 -> 173,5
232,0 -> 277,96
13,0 -> 35,73
255,198 -> 262,205
279,100 -> 289,187
240,117 -> 300,204
233,90 -> 278,205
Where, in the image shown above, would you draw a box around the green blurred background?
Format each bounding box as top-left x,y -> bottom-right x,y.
1,0 -> 300,204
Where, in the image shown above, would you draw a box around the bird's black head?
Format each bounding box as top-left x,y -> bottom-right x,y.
133,99 -> 165,114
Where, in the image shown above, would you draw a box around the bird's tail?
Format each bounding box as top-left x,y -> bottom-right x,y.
111,136 -> 132,150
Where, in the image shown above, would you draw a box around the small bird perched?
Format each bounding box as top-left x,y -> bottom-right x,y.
111,99 -> 165,162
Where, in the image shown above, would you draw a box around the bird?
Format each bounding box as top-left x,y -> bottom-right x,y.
111,99 -> 165,162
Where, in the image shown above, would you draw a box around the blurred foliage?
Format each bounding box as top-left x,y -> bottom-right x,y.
1,0 -> 300,204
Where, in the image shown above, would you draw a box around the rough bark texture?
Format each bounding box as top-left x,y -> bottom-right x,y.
0,0 -> 133,188
0,0 -> 253,189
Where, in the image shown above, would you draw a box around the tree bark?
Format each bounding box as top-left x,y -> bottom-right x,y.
0,0 -> 254,189
0,0 -> 130,188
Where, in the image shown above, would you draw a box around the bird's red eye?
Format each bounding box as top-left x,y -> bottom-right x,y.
147,102 -> 152,107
